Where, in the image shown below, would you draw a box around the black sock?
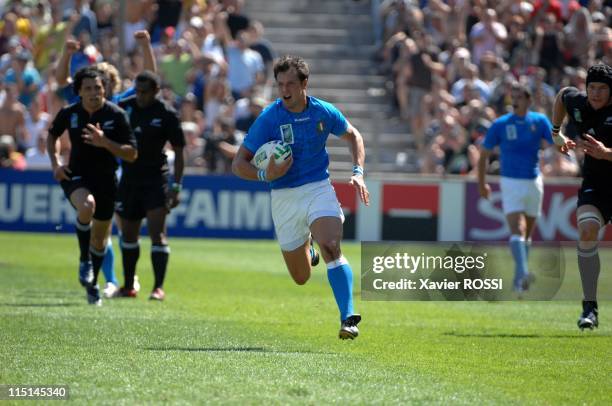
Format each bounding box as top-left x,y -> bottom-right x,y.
121,240 -> 140,289
578,245 -> 600,301
151,244 -> 170,289
90,246 -> 106,286
75,220 -> 91,262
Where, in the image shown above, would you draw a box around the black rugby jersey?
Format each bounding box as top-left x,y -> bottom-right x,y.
562,87 -> 612,183
48,100 -> 136,177
119,96 -> 185,183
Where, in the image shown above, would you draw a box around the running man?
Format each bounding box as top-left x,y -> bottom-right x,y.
478,82 -> 553,294
550,63 -> 612,330
232,55 -> 370,339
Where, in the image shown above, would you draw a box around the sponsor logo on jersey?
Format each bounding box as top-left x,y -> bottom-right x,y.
70,113 -> 78,129
294,117 -> 310,122
150,118 -> 162,127
102,120 -> 114,130
605,116 -> 612,125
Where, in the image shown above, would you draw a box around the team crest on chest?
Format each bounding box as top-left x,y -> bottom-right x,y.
280,124 -> 294,144
505,124 -> 517,140
317,120 -> 325,133
70,113 -> 78,128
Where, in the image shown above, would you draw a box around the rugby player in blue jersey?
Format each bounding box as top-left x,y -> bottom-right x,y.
232,55 -> 370,339
477,82 -> 553,295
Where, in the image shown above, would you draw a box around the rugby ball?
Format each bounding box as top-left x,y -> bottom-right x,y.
251,140 -> 292,169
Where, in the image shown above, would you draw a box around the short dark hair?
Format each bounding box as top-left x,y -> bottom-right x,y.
511,82 -> 532,99
74,66 -> 107,93
135,70 -> 161,89
586,63 -> 612,91
273,55 -> 310,82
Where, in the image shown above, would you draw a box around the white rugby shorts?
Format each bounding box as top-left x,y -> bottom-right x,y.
499,176 -> 543,217
271,179 -> 345,251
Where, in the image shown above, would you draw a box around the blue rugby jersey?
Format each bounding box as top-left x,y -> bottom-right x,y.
243,96 -> 349,189
482,111 -> 553,179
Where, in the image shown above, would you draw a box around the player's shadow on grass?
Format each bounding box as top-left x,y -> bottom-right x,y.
146,346 -> 268,352
145,347 -> 331,354
443,332 -> 609,338
0,302 -> 81,307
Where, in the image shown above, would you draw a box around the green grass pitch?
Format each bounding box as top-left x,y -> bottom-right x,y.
0,232 -> 610,404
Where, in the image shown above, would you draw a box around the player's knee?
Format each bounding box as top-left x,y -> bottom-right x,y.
150,234 -> 167,246
579,224 -> 599,243
90,236 -> 107,251
78,197 -> 95,218
318,239 -> 341,258
292,272 -> 310,285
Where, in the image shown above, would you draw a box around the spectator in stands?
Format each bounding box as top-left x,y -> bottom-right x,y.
182,121 -> 205,168
563,7 -> 595,67
451,64 -> 491,106
5,49 -> 41,108
204,75 -> 233,129
25,132 -> 51,170
227,30 -> 265,100
24,98 -> 50,151
0,134 -> 26,170
469,8 -> 507,65
203,116 -> 241,174
534,13 -> 564,84
180,92 -> 206,133
158,38 -> 197,97
247,20 -> 276,81
0,84 -> 27,152
235,96 -> 266,133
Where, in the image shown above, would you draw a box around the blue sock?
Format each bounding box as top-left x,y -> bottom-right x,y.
525,239 -> 531,258
326,256 -> 354,321
101,239 -> 118,285
509,235 -> 528,289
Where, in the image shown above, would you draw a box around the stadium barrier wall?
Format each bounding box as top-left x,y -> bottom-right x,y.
2,169 -> 608,241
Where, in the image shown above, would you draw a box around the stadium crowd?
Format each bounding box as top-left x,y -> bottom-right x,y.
0,0 -> 274,174
377,0 -> 611,176
0,0 -> 610,177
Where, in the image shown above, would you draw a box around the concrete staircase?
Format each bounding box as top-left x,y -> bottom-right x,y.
244,0 -> 419,175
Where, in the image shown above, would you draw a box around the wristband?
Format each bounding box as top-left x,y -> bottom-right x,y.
552,125 -> 560,134
352,165 -> 364,176
257,169 -> 267,181
171,183 -> 182,192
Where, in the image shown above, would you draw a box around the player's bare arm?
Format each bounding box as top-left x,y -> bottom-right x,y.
82,123 -> 138,162
55,39 -> 80,87
341,123 -> 370,206
167,145 -> 185,210
551,87 -> 576,155
477,147 -> 491,199
134,30 -> 156,73
47,131 -> 71,181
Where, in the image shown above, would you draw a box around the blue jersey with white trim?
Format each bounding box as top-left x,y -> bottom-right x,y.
243,96 -> 349,189
482,111 -> 553,179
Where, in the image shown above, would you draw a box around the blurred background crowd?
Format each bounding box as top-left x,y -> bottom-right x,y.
0,0 -> 610,178
0,0 -> 274,174
377,0 -> 611,176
